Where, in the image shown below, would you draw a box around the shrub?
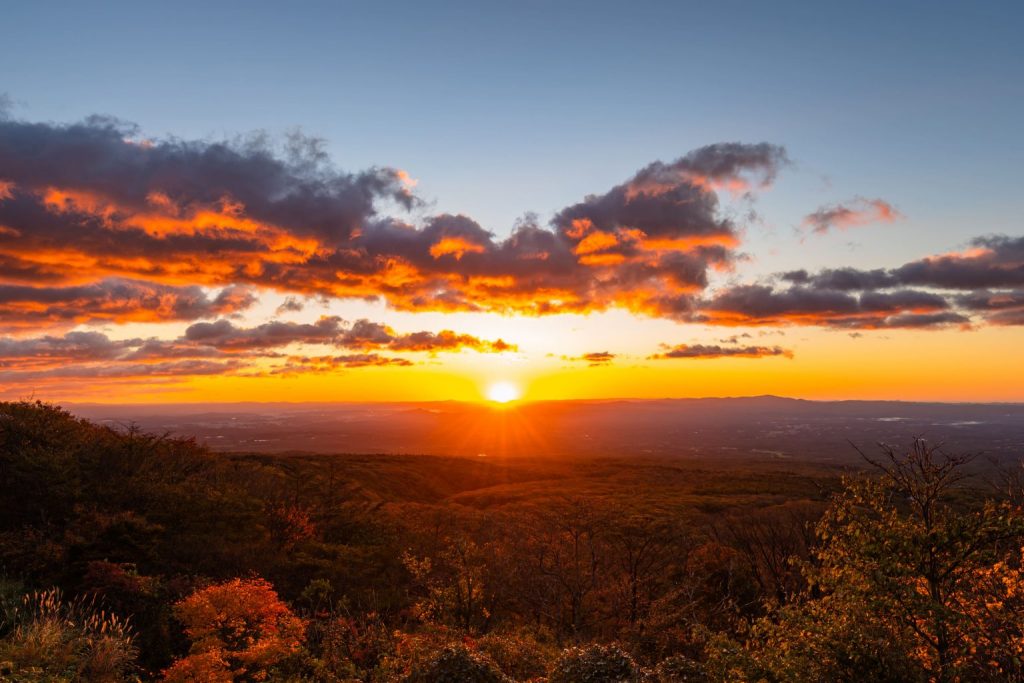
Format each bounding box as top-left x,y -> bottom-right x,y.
549,643 -> 641,683
312,613 -> 393,680
0,588 -> 136,682
401,642 -> 509,683
654,654 -> 707,682
476,631 -> 553,681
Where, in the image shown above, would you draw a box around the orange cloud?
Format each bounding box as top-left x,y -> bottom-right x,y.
0,117 -> 791,321
803,197 -> 903,235
429,236 -> 487,260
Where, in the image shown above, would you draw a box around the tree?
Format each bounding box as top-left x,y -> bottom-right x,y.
162,577 -> 305,683
402,536 -> 491,633
817,439 -> 1024,680
710,438 -> 1024,682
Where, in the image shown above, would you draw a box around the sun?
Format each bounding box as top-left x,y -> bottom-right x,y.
486,381 -> 521,404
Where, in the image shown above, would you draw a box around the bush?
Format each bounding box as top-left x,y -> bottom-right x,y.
549,643 -> 641,683
654,654 -> 707,682
476,631 -> 554,680
0,588 -> 136,682
401,643 -> 509,683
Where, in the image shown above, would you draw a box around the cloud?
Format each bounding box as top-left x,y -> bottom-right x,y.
802,197 -> 902,235
273,353 -> 414,375
745,235 -> 1024,327
564,351 -> 615,366
955,289 -> 1024,326
182,317 -> 516,354
6,109 -> 1017,340
694,284 -> 964,329
0,359 -> 240,386
891,235 -> 1024,290
783,236 -> 1024,292
0,315 -> 513,392
385,330 -> 515,353
0,278 -> 256,331
0,330 -> 137,361
0,112 -> 785,318
275,296 -> 304,314
650,343 -> 793,359
184,316 -> 343,349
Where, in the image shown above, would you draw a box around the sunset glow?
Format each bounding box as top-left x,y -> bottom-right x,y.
0,4 -> 1022,405
486,381 -> 521,404
4,5 -> 1024,681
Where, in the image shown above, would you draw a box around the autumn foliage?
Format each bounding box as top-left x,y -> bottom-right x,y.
160,578 -> 305,682
4,401 -> 1024,682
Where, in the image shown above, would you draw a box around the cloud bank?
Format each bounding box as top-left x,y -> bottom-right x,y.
0,115 -> 788,322
1,109 -> 1021,393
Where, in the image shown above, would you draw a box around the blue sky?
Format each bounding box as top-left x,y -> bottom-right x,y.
3,0 -> 1021,276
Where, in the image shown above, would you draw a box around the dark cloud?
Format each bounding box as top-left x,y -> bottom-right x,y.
891,235 -> 1024,289
779,268 -> 895,291
0,331 -> 136,361
184,316 -> 344,349
694,284 -> 962,329
954,289 -> 1024,326
553,143 -> 787,245
956,290 -> 1024,311
0,318 -> 512,369
802,197 -> 902,235
6,111 -> 1016,335
0,314 -> 514,390
273,353 -> 414,374
386,330 -> 515,353
0,116 -> 416,246
744,236 -> 1024,327
275,296 -> 305,314
0,278 -> 256,331
183,317 -> 516,353
650,343 -> 793,359
784,236 -> 1024,292
0,359 -> 240,386
0,113 -> 785,317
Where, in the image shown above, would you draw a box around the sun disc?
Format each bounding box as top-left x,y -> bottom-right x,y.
486,381 -> 520,404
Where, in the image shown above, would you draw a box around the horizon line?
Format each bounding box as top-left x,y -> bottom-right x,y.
37,394 -> 1024,408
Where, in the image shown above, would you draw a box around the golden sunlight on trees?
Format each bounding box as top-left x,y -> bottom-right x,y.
710,439 -> 1024,682
162,578 -> 305,683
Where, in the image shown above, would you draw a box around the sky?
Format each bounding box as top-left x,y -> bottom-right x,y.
1,0 -> 1023,403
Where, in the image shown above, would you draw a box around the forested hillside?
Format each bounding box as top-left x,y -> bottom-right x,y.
2,401 -> 1023,682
